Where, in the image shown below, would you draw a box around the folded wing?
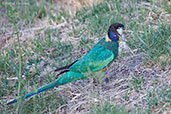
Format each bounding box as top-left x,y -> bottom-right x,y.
70,43 -> 114,73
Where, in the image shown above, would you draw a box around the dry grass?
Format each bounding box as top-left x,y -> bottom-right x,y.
53,52 -> 171,113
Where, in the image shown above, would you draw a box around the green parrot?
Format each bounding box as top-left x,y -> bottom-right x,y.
7,23 -> 124,105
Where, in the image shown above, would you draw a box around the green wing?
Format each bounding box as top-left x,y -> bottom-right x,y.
70,43 -> 114,73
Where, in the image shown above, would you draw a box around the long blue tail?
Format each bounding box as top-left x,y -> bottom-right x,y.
7,71 -> 86,105
7,80 -> 58,105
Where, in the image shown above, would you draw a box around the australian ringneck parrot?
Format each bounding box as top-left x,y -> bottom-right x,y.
7,23 -> 124,105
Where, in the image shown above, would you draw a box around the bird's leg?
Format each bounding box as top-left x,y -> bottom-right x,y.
92,72 -> 105,86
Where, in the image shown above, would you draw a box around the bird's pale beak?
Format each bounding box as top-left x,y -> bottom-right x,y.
117,28 -> 124,43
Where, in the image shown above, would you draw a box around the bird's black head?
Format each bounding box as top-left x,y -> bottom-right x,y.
106,23 -> 124,42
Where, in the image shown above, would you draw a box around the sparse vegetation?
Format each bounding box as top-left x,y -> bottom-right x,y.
92,103 -> 128,114
0,0 -> 170,113
130,76 -> 144,92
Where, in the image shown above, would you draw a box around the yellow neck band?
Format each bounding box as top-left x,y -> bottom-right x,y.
105,34 -> 112,42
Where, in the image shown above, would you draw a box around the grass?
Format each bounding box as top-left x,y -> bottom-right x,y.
92,103 -> 128,114
131,24 -> 171,68
130,76 -> 144,92
147,85 -> 171,113
0,0 -> 171,113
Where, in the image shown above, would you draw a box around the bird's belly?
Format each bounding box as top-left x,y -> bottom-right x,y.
100,60 -> 114,72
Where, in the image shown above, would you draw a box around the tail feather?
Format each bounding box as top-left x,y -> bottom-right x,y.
7,80 -> 58,105
6,99 -> 17,105
7,71 -> 86,105
56,70 -> 69,77
54,60 -> 78,72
